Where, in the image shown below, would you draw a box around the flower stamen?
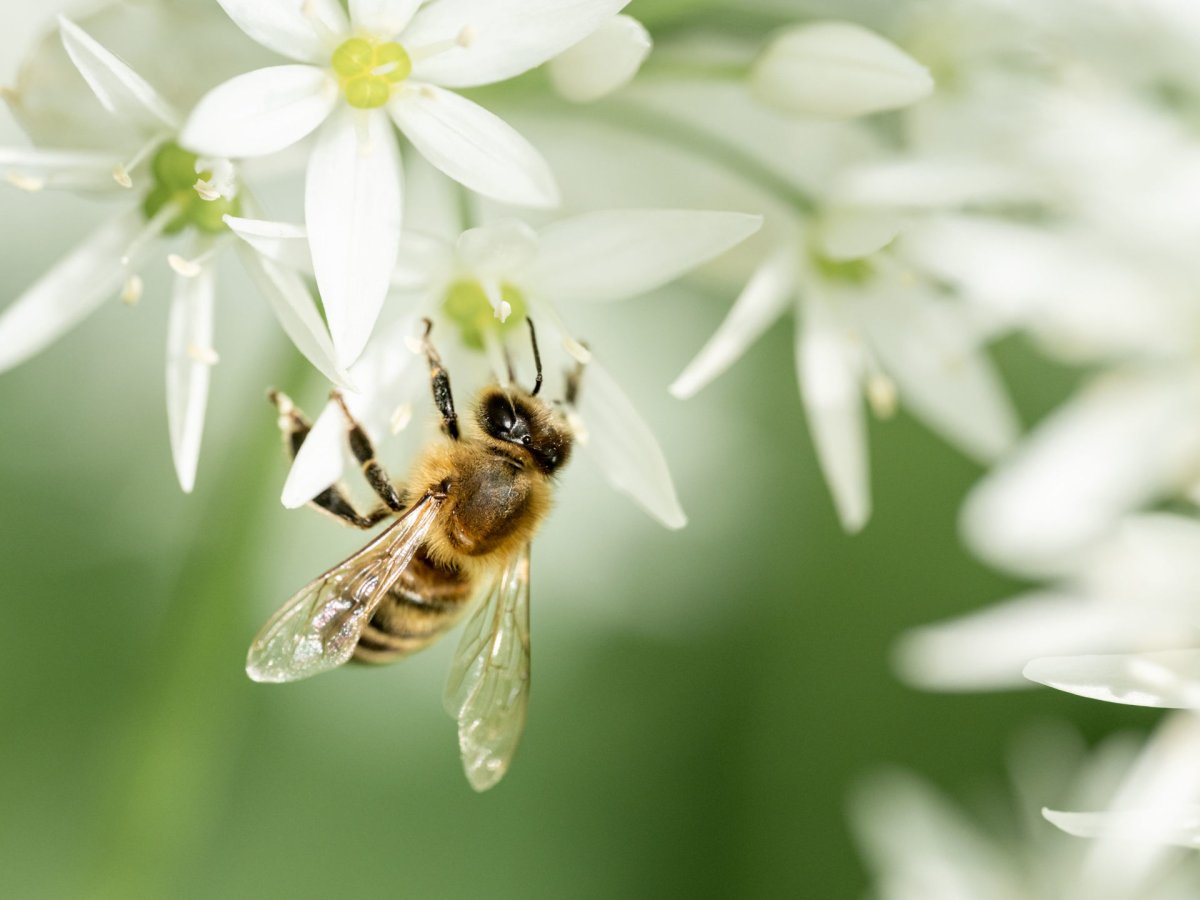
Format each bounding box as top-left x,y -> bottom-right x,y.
121,274 -> 144,306
6,172 -> 46,192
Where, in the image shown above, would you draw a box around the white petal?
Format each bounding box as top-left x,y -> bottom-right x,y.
457,219 -> 539,278
283,316 -> 425,507
180,66 -> 338,159
894,591 -> 1150,692
234,241 -> 350,388
390,86 -> 558,207
306,108 -> 403,369
405,0 -> 630,89
282,401 -> 346,508
1044,808 -> 1200,849
816,208 -> 901,261
0,208 -> 148,373
532,209 -> 762,303
58,17 -> 180,130
223,216 -> 314,273
797,294 -> 869,532
962,369 -> 1200,576
350,0 -> 422,36
751,21 -> 934,119
1025,651 -> 1200,709
216,0 -> 347,63
575,355 -> 686,529
548,14 -> 651,103
671,248 -> 796,399
857,289 -> 1018,463
166,259 -> 216,494
0,147 -> 123,191
394,232 -> 455,291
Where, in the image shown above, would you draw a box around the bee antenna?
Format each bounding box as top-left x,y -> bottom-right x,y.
527,318 -> 544,397
421,318 -> 434,339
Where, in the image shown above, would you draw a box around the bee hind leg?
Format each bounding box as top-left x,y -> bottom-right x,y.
268,390 -> 392,530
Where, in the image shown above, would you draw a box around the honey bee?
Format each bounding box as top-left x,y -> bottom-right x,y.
250,319 -> 580,791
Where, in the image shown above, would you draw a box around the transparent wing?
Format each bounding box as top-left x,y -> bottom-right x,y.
247,494 -> 445,683
443,546 -> 532,792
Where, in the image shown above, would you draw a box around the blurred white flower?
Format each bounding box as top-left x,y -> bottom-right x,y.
751,21 -> 933,119
181,0 -> 630,370
0,18 -> 344,492
672,215 -> 1017,533
854,717 -> 1200,900
895,514 -> 1200,692
226,207 -> 760,528
548,14 -> 651,104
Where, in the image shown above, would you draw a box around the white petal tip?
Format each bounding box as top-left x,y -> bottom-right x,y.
280,484 -> 315,509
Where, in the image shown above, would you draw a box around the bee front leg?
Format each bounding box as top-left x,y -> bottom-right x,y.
420,319 -> 460,440
269,390 -> 393,530
331,392 -> 406,513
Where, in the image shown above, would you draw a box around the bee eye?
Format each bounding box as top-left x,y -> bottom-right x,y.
483,395 -> 516,435
521,435 -> 532,446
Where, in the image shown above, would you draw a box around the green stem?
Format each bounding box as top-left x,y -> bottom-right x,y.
87,342 -> 317,899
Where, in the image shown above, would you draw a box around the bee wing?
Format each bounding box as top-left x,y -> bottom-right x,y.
443,545 -> 532,792
247,494 -> 446,684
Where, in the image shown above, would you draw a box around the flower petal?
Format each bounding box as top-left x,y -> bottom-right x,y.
548,14 -> 651,103
223,215 -> 314,273
350,0 -> 423,37
533,209 -> 762,303
233,241 -> 350,388
283,315 -> 426,507
962,369 -> 1200,576
405,0 -> 630,89
797,293 -> 869,532
306,108 -> 403,369
671,247 -> 796,399
215,0 -> 347,63
857,288 -> 1018,463
58,17 -> 180,131
166,257 -> 216,494
390,86 -> 558,207
894,591 -> 1148,692
180,65 -> 338,159
0,147 -> 124,191
574,353 -> 686,529
1025,650 -> 1200,709
1045,807 -> 1200,850
0,208 -> 148,373
751,21 -> 933,119
282,401 -> 347,508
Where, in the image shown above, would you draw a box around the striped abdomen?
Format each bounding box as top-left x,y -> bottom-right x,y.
353,546 -> 475,664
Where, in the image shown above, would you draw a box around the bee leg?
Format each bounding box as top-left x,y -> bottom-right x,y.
332,392 -> 406,512
268,390 -> 392,530
420,319 -> 460,440
564,351 -> 588,407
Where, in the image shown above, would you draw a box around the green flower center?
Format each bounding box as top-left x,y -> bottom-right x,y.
811,253 -> 875,285
332,37 -> 412,109
442,280 -> 528,351
141,143 -> 240,236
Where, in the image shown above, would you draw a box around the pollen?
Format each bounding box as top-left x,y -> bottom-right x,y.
332,37 -> 412,109
442,280 -> 529,351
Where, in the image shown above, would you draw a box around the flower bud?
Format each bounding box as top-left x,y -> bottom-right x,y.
751,22 -> 933,120
548,15 -> 652,104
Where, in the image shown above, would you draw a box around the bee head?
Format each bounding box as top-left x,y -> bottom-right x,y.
478,388 -> 572,475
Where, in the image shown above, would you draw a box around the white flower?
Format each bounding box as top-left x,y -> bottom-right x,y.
751,21 -> 934,120
894,513 -> 1200,692
181,0 -> 629,371
672,216 -> 1017,533
0,18 -> 345,493
855,717 -> 1200,900
225,207 -> 760,528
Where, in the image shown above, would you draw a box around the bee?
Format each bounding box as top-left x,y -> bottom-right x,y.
250,319 -> 580,791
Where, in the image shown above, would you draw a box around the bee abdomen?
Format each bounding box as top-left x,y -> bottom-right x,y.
352,552 -> 474,665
